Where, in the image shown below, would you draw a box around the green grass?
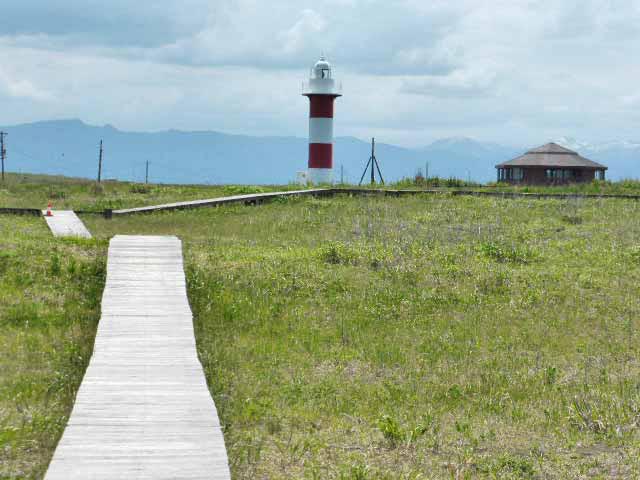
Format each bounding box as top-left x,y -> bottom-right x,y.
0,216 -> 106,479
4,176 -> 640,478
390,176 -> 640,195
83,193 -> 640,479
0,172 -> 306,212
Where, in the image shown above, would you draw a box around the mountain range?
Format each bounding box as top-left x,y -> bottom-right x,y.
0,120 -> 638,184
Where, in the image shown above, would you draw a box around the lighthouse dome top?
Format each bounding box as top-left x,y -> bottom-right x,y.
302,55 -> 342,97
314,55 -> 331,69
312,55 -> 332,79
302,54 -> 342,97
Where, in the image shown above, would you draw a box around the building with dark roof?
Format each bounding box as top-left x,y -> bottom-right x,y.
496,143 -> 607,184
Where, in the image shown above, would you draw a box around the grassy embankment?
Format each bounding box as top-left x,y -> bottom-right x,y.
3,175 -> 640,479
85,193 -> 640,479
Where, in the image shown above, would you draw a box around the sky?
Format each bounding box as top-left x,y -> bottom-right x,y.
0,0 -> 639,147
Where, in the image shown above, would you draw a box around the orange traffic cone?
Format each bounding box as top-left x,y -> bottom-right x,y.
46,202 -> 53,217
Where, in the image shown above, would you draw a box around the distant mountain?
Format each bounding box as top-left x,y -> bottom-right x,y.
0,120 -> 637,184
418,137 -> 520,182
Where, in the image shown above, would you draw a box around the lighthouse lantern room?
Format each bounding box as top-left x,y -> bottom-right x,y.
302,55 -> 342,184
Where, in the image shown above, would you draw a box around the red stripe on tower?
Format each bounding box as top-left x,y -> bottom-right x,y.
309,96 -> 335,118
302,55 -> 342,184
308,143 -> 333,168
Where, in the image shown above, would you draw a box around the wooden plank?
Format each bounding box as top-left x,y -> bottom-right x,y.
42,210 -> 92,238
45,235 -> 230,480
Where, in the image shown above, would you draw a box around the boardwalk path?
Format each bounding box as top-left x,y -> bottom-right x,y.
42,210 -> 92,238
45,235 -> 230,479
109,187 -> 640,217
112,188 -> 330,215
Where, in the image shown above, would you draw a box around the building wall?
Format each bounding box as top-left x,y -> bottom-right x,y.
500,167 -> 598,185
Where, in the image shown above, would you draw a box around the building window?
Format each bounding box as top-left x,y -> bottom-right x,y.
544,169 -> 581,182
512,168 -> 524,181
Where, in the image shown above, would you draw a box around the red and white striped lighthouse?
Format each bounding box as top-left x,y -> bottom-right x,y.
302,55 -> 342,184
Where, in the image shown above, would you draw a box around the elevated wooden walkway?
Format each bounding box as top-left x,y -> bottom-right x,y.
107,187 -> 640,217
45,235 -> 230,480
42,210 -> 92,238
112,188 -> 330,215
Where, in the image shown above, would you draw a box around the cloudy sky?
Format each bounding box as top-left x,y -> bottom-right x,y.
1,0 -> 639,147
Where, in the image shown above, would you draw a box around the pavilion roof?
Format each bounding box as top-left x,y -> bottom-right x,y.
496,143 -> 607,169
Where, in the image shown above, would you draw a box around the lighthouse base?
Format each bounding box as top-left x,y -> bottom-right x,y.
307,168 -> 333,185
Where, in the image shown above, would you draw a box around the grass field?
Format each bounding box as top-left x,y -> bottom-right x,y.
3,178 -> 640,479
0,173 -> 303,212
0,216 -> 106,479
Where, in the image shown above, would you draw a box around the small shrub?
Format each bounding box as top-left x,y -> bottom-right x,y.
561,214 -> 583,225
339,463 -> 371,480
478,454 -> 536,478
544,366 -> 558,386
317,242 -> 359,266
480,241 -> 535,264
223,185 -> 267,195
49,254 -> 61,276
377,414 -> 403,447
130,183 -> 151,194
476,270 -> 510,295
377,414 -> 433,448
629,246 -> 640,263
0,251 -> 14,276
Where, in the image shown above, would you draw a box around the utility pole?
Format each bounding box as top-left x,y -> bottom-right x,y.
145,160 -> 149,184
425,161 -> 429,179
0,132 -> 7,182
358,137 -> 384,186
370,138 -> 375,184
97,140 -> 103,183
340,164 -> 344,184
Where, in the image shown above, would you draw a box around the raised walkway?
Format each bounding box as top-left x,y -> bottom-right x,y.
108,187 -> 640,217
112,188 -> 329,215
42,210 -> 92,238
45,235 -> 230,480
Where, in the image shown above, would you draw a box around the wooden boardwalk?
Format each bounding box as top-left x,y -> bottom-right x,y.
112,188 -> 329,215
45,235 -> 230,480
42,210 -> 92,238
108,187 -> 640,218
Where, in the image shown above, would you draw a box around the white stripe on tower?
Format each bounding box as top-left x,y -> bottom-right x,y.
309,117 -> 334,144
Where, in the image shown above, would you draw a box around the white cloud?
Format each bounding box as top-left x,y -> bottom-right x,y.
400,67 -> 497,98
1,0 -> 640,145
0,68 -> 52,101
279,9 -> 327,55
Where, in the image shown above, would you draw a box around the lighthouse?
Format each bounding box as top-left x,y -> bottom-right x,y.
302,55 -> 342,184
